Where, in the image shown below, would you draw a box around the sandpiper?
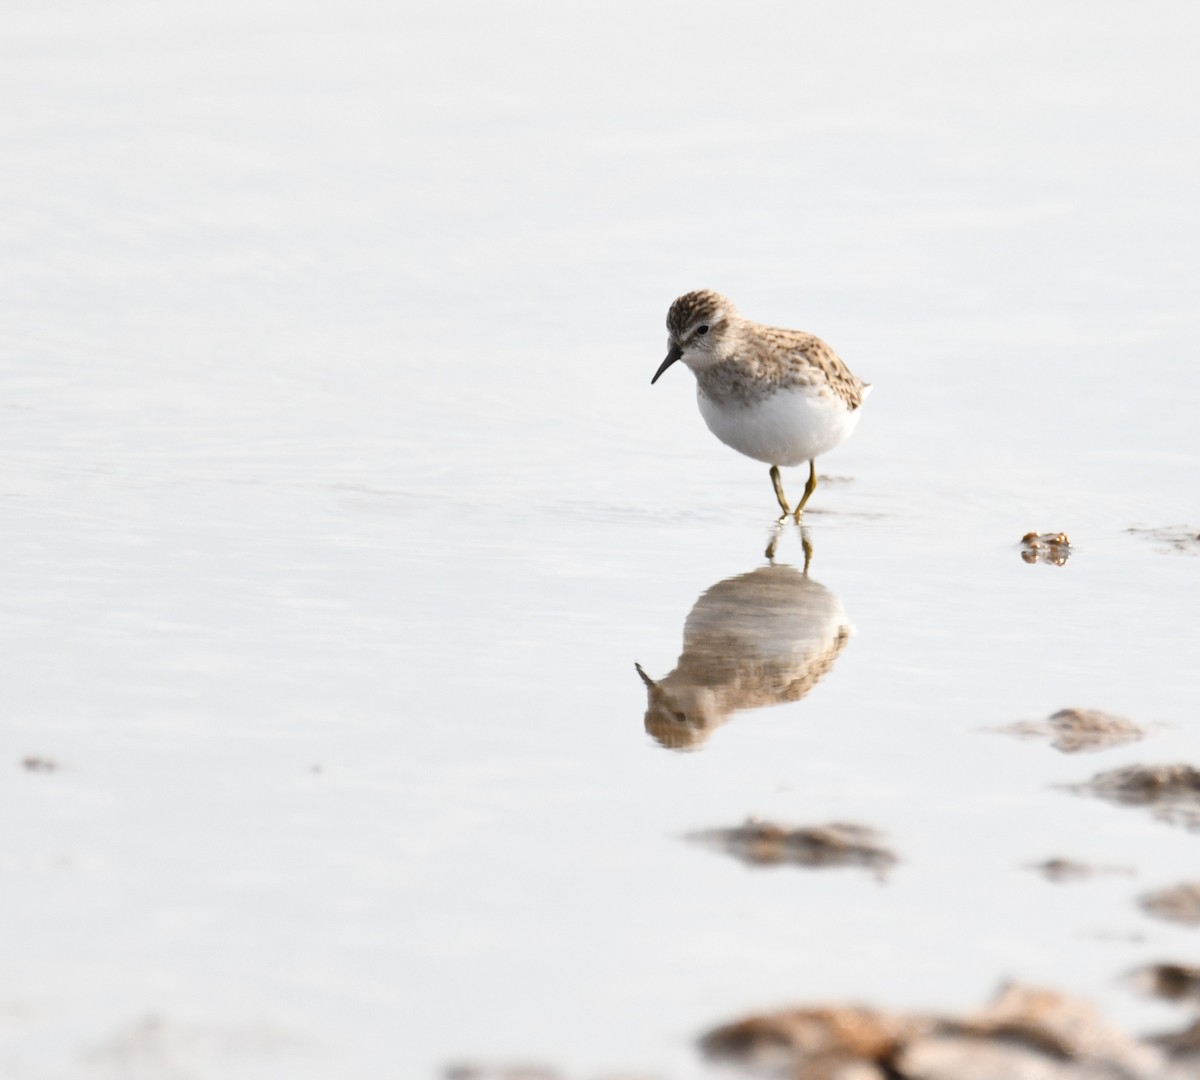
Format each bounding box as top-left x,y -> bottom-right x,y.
652,290 -> 870,519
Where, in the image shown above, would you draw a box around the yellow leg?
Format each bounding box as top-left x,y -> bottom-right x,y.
800,527 -> 814,573
792,460 -> 817,521
770,465 -> 791,520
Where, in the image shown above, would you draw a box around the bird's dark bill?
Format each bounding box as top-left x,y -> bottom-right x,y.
651,344 -> 683,384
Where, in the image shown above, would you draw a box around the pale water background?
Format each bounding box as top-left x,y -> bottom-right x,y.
2,2 -> 1199,1077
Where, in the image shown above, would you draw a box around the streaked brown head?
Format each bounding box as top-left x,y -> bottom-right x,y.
653,289 -> 739,384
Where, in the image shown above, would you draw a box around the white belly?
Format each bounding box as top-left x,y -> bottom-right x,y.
697,384 -> 863,467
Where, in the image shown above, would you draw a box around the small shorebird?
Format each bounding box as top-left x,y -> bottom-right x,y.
651,290 -> 870,519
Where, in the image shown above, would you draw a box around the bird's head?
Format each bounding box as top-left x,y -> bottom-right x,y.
652,289 -> 739,384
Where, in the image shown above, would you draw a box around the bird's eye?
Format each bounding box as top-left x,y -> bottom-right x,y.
696,325 -> 709,336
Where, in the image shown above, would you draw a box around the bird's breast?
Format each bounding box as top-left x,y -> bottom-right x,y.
696,383 -> 861,467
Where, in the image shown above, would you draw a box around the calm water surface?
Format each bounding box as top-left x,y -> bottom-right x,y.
2,2 -> 1199,1077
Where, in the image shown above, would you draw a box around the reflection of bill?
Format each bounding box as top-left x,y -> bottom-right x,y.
636,564 -> 852,750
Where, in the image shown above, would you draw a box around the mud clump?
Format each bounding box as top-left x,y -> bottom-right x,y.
995,708 -> 1144,754
1072,764 -> 1200,830
1130,962 -> 1200,1004
1020,531 -> 1071,565
688,819 -> 897,879
702,983 -> 1174,1079
21,755 -> 58,772
1141,883 -> 1200,927
1028,857 -> 1134,883
701,1003 -> 923,1075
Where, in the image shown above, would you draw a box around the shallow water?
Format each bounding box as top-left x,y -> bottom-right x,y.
3,2 -> 1200,1077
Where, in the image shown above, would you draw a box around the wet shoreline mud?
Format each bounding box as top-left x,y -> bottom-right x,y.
700,982 -> 1200,1080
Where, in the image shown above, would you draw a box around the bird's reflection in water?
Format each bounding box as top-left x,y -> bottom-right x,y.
636,532 -> 852,750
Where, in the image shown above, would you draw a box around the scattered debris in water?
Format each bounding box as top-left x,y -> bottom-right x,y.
1127,526 -> 1200,554
1070,764 -> 1200,830
1141,883 -> 1200,927
687,819 -> 896,879
1129,962 -> 1200,1004
1028,857 -> 1134,883
21,755 -> 58,772
701,982 -> 1181,1079
994,707 -> 1143,753
1020,531 -> 1071,565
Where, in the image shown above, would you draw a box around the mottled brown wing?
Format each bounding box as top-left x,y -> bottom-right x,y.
759,328 -> 866,409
